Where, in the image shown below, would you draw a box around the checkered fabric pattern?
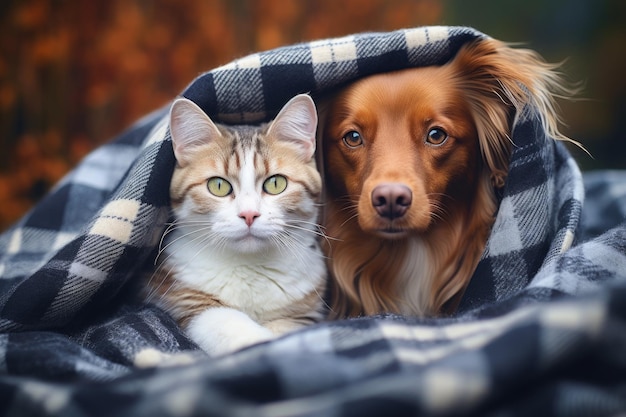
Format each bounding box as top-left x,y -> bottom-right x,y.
1,26 -> 625,417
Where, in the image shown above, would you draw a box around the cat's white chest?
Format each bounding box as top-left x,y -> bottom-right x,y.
166,235 -> 322,321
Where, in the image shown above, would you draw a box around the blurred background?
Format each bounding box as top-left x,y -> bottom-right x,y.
0,0 -> 624,230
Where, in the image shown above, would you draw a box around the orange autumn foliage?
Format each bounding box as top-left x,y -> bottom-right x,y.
0,0 -> 442,231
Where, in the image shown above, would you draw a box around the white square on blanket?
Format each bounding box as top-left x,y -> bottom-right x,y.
89,199 -> 140,243
404,26 -> 448,49
310,36 -> 357,64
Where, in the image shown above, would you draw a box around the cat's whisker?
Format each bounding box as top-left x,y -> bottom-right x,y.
283,223 -> 330,240
156,224 -> 214,261
286,219 -> 339,239
145,261 -> 179,302
285,232 -> 326,264
312,284 -> 333,313
271,232 -> 309,264
144,271 -> 163,302
174,224 -> 229,258
283,223 -> 340,249
153,231 -> 221,295
156,222 -> 181,263
287,218 -> 333,233
155,277 -> 178,301
166,219 -> 221,225
187,234 -> 223,265
286,218 -> 321,227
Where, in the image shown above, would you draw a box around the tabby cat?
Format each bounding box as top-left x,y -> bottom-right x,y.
147,94 -> 327,356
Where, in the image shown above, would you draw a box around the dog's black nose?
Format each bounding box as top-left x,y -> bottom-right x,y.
371,183 -> 412,219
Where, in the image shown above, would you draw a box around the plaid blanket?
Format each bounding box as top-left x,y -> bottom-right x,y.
1,26 -> 626,417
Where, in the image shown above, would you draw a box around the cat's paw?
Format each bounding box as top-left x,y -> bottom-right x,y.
186,307 -> 274,356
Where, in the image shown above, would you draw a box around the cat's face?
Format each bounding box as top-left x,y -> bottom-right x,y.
168,95 -> 321,254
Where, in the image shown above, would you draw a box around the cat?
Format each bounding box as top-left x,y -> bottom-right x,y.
146,94 -> 327,357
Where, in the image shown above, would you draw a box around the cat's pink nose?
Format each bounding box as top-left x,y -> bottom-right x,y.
239,210 -> 260,227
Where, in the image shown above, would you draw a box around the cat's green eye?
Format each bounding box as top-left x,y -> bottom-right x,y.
207,177 -> 233,197
263,175 -> 288,195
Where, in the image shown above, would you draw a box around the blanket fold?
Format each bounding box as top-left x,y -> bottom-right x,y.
0,26 -> 625,417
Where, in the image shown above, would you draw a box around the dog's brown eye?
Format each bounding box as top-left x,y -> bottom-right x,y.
426,128 -> 448,146
342,131 -> 363,148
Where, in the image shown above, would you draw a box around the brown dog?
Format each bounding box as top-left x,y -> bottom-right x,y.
320,38 -> 574,318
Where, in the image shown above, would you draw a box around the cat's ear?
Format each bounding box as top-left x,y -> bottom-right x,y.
169,98 -> 222,167
267,94 -> 317,161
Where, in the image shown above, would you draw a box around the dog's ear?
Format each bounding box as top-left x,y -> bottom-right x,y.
449,38 -> 575,188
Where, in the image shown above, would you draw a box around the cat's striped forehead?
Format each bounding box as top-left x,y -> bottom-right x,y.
223,125 -> 268,152
220,124 -> 271,176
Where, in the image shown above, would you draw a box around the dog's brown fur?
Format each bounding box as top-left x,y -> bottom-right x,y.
320,38 -> 575,319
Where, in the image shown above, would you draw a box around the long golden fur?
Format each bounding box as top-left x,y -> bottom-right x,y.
320,38 -> 575,319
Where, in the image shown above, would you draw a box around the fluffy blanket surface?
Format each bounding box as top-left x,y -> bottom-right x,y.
1,26 -> 625,417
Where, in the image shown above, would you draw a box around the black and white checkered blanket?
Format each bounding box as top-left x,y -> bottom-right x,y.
1,26 -> 625,417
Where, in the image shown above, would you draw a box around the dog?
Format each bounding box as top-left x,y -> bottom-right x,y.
319,38 -> 575,319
